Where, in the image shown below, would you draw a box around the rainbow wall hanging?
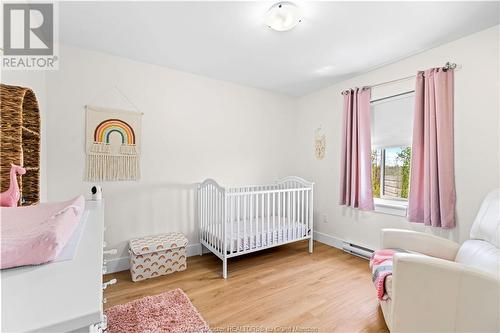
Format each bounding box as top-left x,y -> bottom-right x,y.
85,106 -> 142,181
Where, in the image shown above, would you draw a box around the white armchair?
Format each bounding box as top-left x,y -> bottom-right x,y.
378,189 -> 500,332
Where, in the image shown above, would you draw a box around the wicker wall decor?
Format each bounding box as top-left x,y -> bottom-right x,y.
0,84 -> 41,205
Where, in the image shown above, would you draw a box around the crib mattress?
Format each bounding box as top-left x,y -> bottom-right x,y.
204,217 -> 309,253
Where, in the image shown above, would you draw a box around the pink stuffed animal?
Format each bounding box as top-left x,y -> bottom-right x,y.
0,164 -> 26,207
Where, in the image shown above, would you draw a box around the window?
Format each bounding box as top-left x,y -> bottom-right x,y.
371,93 -> 414,213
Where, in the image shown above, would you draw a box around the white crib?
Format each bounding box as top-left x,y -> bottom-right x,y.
198,176 -> 314,278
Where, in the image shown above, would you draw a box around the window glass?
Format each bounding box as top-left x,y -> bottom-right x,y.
371,94 -> 414,148
371,93 -> 414,201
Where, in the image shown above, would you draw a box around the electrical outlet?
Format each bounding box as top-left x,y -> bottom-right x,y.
321,213 -> 328,223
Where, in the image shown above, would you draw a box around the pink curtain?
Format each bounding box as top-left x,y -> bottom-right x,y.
408,68 -> 455,228
339,88 -> 374,210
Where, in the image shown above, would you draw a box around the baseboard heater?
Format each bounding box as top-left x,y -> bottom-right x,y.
342,242 -> 374,260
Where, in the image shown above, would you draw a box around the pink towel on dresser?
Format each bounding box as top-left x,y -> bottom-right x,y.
1,195 -> 85,269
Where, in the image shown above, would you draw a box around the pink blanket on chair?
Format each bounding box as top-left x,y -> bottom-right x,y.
369,248 -> 408,300
1,196 -> 85,269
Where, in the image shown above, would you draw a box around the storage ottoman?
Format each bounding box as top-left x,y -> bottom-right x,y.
129,232 -> 188,282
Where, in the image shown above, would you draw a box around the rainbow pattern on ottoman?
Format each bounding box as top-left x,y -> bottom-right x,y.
85,106 -> 142,181
129,232 -> 188,282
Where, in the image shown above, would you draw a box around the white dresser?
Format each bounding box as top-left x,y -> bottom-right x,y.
1,200 -> 106,333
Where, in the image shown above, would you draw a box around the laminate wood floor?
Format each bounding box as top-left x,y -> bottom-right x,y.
104,241 -> 388,333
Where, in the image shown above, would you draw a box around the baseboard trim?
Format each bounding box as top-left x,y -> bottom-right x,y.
105,243 -> 205,274
107,234 -> 346,274
313,231 -> 344,249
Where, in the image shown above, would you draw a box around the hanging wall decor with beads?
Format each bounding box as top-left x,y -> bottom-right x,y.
85,106 -> 142,181
314,127 -> 326,160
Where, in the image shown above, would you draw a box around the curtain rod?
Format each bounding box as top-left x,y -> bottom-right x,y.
370,90 -> 415,104
341,62 -> 459,95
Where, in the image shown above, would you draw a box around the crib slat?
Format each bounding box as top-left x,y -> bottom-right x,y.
309,188 -> 314,237
305,189 -> 308,237
255,192 -> 259,249
208,185 -> 212,248
283,190 -> 286,242
295,189 -> 299,239
287,191 -> 291,242
214,188 -> 217,252
294,190 -> 298,240
211,186 -> 215,251
294,191 -> 300,238
277,191 -> 281,243
243,193 -> 247,254
253,193 -> 256,249
206,186 -> 209,244
267,192 -> 270,246
223,192 -> 226,255
296,188 -> 299,239
222,191 -> 225,253
210,186 -> 213,249
205,187 -> 208,244
299,189 -> 302,238
198,186 -> 200,244
218,191 -> 221,253
272,192 -> 276,245
212,186 -> 219,251
214,189 -> 221,252
206,185 -> 209,246
293,189 -> 297,240
301,189 -> 304,237
200,187 -> 203,243
237,194 -> 241,253
200,187 -> 204,243
249,194 -> 253,250
282,190 -> 286,241
202,187 -> 205,244
261,193 -> 264,246
218,190 -> 220,253
220,191 -> 223,252
230,195 -> 234,253
306,190 -> 309,237
214,186 -> 217,250
212,187 -> 215,251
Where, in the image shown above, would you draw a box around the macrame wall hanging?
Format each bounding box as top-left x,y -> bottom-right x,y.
85,106 -> 142,181
314,126 -> 326,160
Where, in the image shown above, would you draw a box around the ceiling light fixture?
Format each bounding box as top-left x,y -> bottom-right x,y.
266,2 -> 302,32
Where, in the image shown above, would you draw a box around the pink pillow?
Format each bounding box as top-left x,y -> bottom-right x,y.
1,195 -> 85,269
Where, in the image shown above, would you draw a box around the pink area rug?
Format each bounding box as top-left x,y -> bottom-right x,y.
105,288 -> 211,333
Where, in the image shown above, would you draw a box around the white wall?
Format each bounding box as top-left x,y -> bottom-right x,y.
44,45 -> 298,265
295,26 -> 500,249
1,71 -> 48,201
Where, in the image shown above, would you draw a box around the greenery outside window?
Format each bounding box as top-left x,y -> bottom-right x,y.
372,146 -> 411,200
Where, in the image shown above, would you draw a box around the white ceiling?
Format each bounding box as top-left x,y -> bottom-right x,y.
59,1 -> 500,96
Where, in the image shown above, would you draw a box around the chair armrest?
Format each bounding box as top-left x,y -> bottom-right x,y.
389,253 -> 500,333
381,228 -> 460,260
